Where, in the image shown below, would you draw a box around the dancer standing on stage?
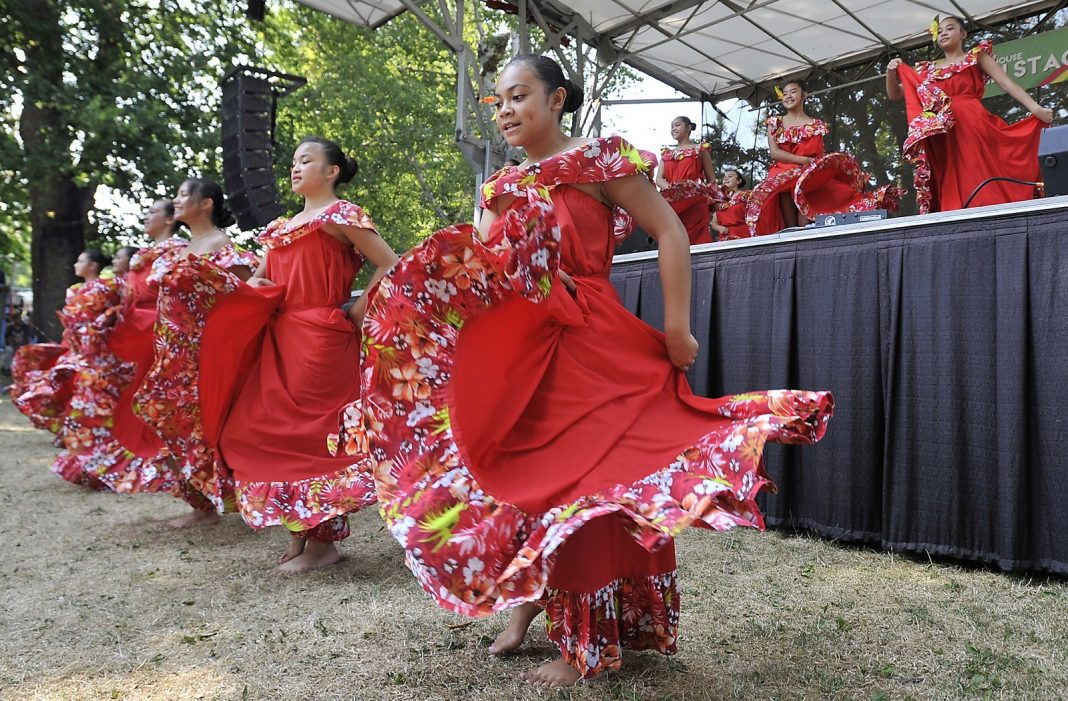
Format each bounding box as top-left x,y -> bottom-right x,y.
66,201 -> 186,495
134,179 -> 268,528
217,137 -> 397,573
746,81 -> 901,236
349,54 -> 833,687
886,16 -> 1053,213
656,116 -> 719,245
711,169 -> 751,240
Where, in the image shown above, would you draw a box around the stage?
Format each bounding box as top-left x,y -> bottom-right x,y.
610,195 -> 1068,575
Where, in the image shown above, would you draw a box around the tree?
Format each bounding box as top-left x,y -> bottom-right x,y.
0,0 -> 256,338
258,5 -> 476,262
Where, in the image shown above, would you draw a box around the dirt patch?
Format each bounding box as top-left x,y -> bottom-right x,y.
1,398 -> 1065,701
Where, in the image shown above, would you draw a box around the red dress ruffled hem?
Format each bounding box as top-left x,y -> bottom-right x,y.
346,138 -> 834,678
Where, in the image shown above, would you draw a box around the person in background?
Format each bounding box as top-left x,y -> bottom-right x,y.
656,116 -> 718,245
886,15 -> 1053,213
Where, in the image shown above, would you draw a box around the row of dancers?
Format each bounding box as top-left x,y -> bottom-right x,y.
10,53 -> 832,688
655,15 -> 1054,245
8,15 -> 1048,685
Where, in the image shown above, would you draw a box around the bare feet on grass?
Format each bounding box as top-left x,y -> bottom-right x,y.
278,533 -> 306,564
271,538 -> 341,574
165,509 -> 220,529
488,602 -> 541,655
521,658 -> 582,688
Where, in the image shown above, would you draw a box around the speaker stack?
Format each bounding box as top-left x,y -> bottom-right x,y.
220,66 -> 306,231
1039,124 -> 1068,198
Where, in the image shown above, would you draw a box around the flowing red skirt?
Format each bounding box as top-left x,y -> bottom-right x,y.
670,196 -> 712,245
928,98 -> 1043,211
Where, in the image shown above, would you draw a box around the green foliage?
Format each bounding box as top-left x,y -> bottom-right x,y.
262,5 -> 475,258
0,0 -> 258,250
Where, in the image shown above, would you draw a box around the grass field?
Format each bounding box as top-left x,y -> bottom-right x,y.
1,398 -> 1065,701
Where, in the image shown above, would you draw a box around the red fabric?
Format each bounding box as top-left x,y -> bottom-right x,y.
200,284 -> 285,448
716,192 -> 752,240
662,147 -> 712,244
671,199 -> 712,244
898,46 -> 1043,213
748,125 -> 824,236
218,231 -> 360,480
107,265 -> 165,457
548,514 -> 676,591
451,186 -> 767,593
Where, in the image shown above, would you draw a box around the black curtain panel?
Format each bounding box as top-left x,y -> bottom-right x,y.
610,206 -> 1068,575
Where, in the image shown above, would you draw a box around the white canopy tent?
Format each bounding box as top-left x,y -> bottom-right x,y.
294,0 -> 1061,100
289,0 -> 1062,180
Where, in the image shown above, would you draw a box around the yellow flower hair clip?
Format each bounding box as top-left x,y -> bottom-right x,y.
774,85 -> 785,100
929,15 -> 940,43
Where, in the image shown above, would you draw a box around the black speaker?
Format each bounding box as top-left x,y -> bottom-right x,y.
1039,124 -> 1068,197
219,66 -> 306,231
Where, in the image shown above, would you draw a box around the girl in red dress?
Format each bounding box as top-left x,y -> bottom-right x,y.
746,81 -> 902,236
133,179 -> 267,529
711,169 -> 751,240
345,54 -> 833,687
64,201 -> 186,495
656,116 -> 718,245
12,249 -> 129,489
218,137 -> 397,574
886,16 -> 1053,213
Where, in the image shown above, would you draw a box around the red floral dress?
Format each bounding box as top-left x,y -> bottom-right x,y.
345,136 -> 834,679
63,238 -> 188,495
659,143 -> 721,245
745,117 -> 902,236
217,201 -> 379,541
133,243 -> 273,512
11,278 -> 132,489
897,42 -> 1045,214
715,189 -> 752,240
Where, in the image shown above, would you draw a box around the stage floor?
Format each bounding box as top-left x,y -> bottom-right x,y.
610,196 -> 1068,575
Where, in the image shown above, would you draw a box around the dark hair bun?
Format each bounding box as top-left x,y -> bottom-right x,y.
214,205 -> 236,229
339,156 -> 359,184
563,79 -> 584,113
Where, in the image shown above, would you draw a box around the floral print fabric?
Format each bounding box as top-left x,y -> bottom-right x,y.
258,199 -> 378,251
347,136 -> 834,678
10,278 -> 133,489
902,42 -> 992,214
134,244 -> 260,511
545,572 -> 680,678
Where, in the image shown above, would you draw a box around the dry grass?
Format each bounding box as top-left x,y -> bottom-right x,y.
1,397 -> 1066,701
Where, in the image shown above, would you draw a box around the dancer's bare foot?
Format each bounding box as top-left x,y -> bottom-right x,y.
278,533 -> 306,564
488,602 -> 541,655
270,539 -> 341,574
520,658 -> 582,688
165,509 -> 220,529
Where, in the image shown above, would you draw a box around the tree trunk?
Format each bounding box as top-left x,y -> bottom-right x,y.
15,0 -> 90,340
29,179 -> 91,341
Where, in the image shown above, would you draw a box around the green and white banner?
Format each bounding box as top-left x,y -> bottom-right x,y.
988,26 -> 1068,98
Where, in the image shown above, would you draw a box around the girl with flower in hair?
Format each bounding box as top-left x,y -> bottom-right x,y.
886,15 -> 1053,213
746,80 -> 902,236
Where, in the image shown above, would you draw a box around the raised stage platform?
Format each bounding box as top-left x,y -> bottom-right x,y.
610,195 -> 1068,576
